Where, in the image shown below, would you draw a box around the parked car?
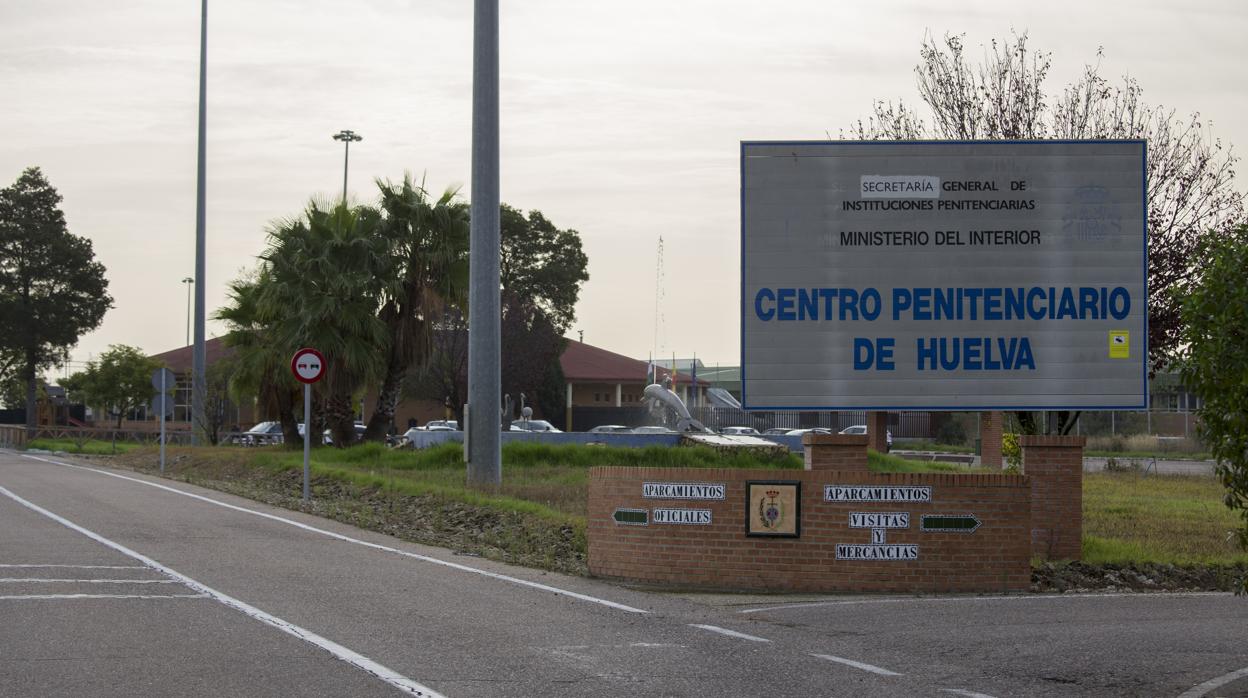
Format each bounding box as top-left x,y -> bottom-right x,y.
323,422 -> 367,445
839,424 -> 893,452
785,427 -> 833,436
424,419 -> 459,431
236,421 -> 283,446
720,426 -> 761,436
588,424 -> 631,434
296,422 -> 366,445
511,419 -> 562,433
761,427 -> 791,436
631,425 -> 676,434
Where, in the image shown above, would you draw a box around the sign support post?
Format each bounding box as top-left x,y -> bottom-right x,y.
159,370 -> 167,475
290,348 -> 326,504
151,368 -> 177,476
303,383 -> 311,502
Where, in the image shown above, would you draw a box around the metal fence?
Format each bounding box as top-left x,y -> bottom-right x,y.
4,407 -> 1204,447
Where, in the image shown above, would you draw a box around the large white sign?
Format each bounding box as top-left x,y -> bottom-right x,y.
741,140 -> 1147,410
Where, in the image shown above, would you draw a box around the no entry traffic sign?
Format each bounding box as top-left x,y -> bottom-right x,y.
291,348 -> 326,384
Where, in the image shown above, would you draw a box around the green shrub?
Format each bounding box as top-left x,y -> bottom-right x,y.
1002,432 -> 1022,473
934,420 -> 968,446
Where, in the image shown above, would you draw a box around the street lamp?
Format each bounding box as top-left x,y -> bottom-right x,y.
332,129 -> 362,203
181,277 -> 194,346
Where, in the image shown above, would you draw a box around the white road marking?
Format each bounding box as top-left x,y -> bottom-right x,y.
0,564 -> 147,569
0,484 -> 444,698
1177,665 -> 1248,698
940,689 -> 999,698
20,454 -> 649,615
689,624 -> 772,643
738,591 -> 1228,614
0,593 -> 210,600
810,653 -> 903,677
0,578 -> 179,584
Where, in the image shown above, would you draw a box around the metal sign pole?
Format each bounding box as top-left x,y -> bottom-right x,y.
159,371 -> 167,474
303,383 -> 311,502
290,347 -> 325,503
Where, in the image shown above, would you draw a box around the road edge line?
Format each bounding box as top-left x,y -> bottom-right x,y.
0,483 -> 444,698
19,453 -> 649,615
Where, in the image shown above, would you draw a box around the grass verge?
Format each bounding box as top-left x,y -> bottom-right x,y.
1082,471 -> 1247,565
27,438 -> 140,455
93,443 -> 1246,587
1085,449 -> 1213,461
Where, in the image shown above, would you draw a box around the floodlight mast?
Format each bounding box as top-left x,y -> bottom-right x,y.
332,129 -> 362,203
191,0 -> 207,445
466,0 -> 501,487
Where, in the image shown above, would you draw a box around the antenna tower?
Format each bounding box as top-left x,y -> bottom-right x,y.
653,236 -> 666,359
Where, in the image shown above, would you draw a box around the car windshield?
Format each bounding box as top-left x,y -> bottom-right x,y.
247,421 -> 279,433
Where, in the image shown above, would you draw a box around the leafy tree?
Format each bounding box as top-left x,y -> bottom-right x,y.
415,205 -> 589,426
0,347 -> 21,407
256,201 -> 390,446
198,355 -> 239,446
500,298 -> 567,425
1,374 -> 51,413
0,167 -> 112,436
499,204 -> 589,333
1177,223 -> 1248,593
63,345 -> 160,429
0,371 -> 23,409
406,309 -> 470,425
363,175 -> 470,441
847,32 -> 1244,434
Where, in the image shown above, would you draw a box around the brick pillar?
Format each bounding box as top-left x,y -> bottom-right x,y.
1021,435 -> 1085,561
803,433 -> 869,471
980,411 -> 1003,469
867,411 -> 889,452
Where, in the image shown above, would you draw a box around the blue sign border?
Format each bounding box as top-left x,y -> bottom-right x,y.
739,139 -> 1149,412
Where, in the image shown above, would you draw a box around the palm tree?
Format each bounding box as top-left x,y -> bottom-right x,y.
257,200 -> 391,446
363,175 -> 470,441
214,271 -> 302,446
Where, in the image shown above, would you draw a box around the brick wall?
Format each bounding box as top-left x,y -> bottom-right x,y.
867,411 -> 889,452
803,433 -> 869,471
588,466 -> 1032,593
980,411 -> 1003,469
1022,435 -> 1084,561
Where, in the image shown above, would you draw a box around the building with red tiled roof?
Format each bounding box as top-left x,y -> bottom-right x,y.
146,337 -> 251,426
147,337 -> 703,432
555,340 -> 706,431
149,338 -> 234,375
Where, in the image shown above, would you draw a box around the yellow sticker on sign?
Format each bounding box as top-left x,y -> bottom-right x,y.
1109,331 -> 1130,359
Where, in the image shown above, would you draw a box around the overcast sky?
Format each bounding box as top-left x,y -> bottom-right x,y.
2,0 -> 1245,378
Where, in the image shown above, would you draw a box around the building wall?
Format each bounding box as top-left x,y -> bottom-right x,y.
571,382 -> 649,407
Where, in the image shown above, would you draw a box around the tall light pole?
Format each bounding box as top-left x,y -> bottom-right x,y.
191,0 -> 208,445
181,277 -> 194,346
332,129 -> 362,203
466,0 -> 501,487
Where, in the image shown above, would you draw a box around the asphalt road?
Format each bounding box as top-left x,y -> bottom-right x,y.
1,450 -> 1245,697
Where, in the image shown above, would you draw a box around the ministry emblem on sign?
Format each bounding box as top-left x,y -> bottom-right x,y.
746,481 -> 800,538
